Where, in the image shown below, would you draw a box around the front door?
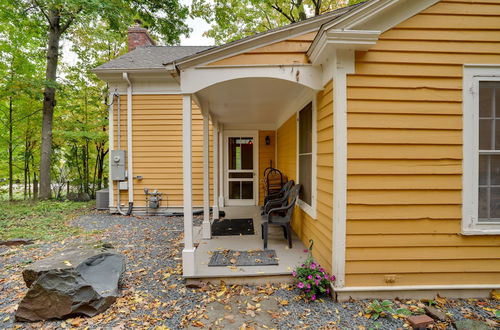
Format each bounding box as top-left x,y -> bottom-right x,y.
224,131 -> 258,206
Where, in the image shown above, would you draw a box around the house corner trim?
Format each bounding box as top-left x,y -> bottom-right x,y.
332,49 -> 354,288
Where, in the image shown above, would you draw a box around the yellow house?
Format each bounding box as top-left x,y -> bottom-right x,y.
94,0 -> 500,300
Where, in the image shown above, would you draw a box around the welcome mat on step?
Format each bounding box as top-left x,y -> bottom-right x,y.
211,218 -> 255,236
208,249 -> 278,267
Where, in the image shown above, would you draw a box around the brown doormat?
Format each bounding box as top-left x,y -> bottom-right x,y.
211,218 -> 254,236
208,249 -> 278,267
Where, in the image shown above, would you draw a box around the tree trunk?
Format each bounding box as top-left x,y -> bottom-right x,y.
39,10 -> 61,199
8,96 -> 13,201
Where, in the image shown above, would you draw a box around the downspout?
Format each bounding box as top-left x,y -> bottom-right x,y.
123,72 -> 133,215
109,92 -> 128,216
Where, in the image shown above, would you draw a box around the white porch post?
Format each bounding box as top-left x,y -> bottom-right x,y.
182,94 -> 195,276
212,122 -> 219,220
218,124 -> 225,208
202,108 -> 211,239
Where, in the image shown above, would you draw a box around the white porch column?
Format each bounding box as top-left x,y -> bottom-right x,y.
212,122 -> 219,220
202,108 -> 211,239
218,125 -> 225,208
182,94 -> 195,276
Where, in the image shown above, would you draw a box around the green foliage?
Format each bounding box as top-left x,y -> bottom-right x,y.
16,0 -> 190,45
0,200 -> 92,241
192,0 -> 367,44
365,300 -> 413,320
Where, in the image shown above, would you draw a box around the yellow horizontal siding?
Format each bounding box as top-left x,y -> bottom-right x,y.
345,0 -> 500,287
276,81 -> 334,273
113,94 -> 213,208
259,131 -> 276,205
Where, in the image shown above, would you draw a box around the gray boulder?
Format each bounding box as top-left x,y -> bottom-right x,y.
16,245 -> 125,322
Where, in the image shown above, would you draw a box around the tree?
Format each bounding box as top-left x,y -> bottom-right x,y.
14,0 -> 190,199
0,1 -> 45,201
192,0 -> 366,44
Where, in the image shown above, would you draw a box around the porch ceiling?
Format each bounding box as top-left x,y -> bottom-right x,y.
196,78 -> 310,127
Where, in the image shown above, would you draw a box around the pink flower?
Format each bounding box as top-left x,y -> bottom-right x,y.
306,283 -> 311,289
315,279 -> 319,285
319,268 -> 325,273
292,271 -> 297,277
307,275 -> 313,280
297,282 -> 304,289
316,274 -> 321,279
303,249 -> 309,253
326,288 -> 330,294
311,294 -> 316,301
330,275 -> 336,281
310,263 -> 316,270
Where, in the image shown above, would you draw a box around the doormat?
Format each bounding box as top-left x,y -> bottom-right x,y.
211,218 -> 254,236
208,249 -> 278,267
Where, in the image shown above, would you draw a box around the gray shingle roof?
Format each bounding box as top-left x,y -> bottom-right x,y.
93,46 -> 212,71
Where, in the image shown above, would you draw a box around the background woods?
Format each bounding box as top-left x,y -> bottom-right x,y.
0,0 -> 360,201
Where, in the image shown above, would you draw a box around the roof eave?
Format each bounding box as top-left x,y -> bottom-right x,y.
307,0 -> 441,63
174,7 -> 354,70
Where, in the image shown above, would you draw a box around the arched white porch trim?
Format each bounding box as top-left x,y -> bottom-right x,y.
180,64 -> 323,94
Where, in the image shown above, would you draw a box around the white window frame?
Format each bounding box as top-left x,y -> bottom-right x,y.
296,96 -> 317,219
463,65 -> 500,235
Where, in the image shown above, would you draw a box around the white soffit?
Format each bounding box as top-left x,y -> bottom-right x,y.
195,77 -> 309,127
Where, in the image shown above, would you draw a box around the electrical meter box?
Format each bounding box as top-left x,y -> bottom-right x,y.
111,150 -> 126,181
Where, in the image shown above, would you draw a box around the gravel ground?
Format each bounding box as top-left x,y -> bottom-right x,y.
0,211 -> 498,329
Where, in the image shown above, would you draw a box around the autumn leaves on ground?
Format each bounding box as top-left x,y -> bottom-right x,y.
0,201 -> 499,329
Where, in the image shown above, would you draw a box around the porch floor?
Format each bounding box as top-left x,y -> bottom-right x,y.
190,206 -> 307,279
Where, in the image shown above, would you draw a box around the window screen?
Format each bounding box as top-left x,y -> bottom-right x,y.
298,103 -> 313,206
478,81 -> 500,222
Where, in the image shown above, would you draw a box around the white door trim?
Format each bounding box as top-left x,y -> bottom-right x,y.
223,130 -> 259,206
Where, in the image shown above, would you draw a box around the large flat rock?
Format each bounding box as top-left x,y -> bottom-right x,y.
16,245 -> 125,321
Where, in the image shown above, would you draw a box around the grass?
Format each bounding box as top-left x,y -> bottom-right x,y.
0,200 -> 94,242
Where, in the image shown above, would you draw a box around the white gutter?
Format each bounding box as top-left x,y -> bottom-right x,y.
108,92 -> 115,209
123,72 -> 134,204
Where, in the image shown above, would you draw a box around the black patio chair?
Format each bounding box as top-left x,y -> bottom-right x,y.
261,184 -> 301,249
261,180 -> 294,215
264,179 -> 294,206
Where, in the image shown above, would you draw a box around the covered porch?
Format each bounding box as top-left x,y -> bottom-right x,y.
180,64 -> 323,278
191,206 -> 308,280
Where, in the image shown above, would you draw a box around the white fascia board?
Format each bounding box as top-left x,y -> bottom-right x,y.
309,30 -> 380,64
308,0 -> 440,64
180,65 -> 323,94
175,7 -> 355,70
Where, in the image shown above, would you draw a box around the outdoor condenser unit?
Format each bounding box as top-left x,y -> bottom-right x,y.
96,188 -> 109,210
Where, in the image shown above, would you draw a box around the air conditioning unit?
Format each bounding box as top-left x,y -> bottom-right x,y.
96,188 -> 109,210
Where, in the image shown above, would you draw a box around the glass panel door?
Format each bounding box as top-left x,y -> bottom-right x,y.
226,135 -> 256,205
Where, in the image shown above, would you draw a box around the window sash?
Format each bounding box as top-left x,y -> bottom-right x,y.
298,102 -> 313,207
463,67 -> 500,235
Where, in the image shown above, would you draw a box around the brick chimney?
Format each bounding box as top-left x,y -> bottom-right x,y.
128,20 -> 156,52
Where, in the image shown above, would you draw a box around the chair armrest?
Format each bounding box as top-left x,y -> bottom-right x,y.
266,206 -> 289,222
264,199 -> 283,213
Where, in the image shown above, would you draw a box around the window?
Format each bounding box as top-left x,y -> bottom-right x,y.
297,101 -> 316,217
463,66 -> 500,234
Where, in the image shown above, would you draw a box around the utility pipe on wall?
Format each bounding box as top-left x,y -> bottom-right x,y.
123,72 -> 134,214
107,92 -> 115,209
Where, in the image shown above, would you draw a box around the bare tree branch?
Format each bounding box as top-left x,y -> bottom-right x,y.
61,7 -> 83,34
31,0 -> 54,29
270,1 -> 295,23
